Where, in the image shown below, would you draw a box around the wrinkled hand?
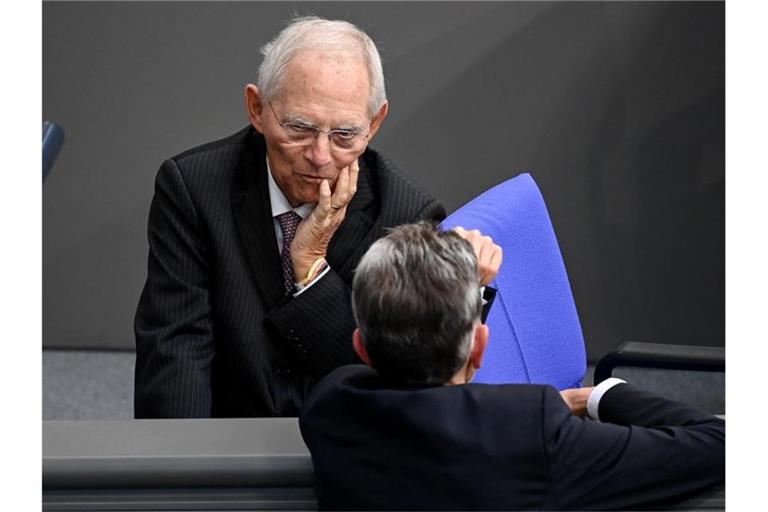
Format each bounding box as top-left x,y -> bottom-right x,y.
559,387 -> 594,417
452,227 -> 503,286
290,159 -> 359,279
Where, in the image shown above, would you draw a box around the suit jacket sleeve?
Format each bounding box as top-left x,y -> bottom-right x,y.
541,384 -> 724,510
134,158 -> 215,418
265,199 -> 447,379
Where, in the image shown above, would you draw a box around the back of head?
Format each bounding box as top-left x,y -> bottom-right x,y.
257,16 -> 387,117
352,222 -> 482,385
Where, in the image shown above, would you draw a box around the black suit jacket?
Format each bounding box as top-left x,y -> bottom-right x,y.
134,127 -> 446,418
300,365 -> 725,510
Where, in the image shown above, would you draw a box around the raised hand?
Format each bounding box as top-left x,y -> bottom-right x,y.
452,227 -> 503,286
290,159 -> 360,280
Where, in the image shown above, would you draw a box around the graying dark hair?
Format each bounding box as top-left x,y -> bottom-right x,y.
257,16 -> 387,117
352,222 -> 482,385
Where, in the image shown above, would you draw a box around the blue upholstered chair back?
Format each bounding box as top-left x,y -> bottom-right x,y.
441,173 -> 586,389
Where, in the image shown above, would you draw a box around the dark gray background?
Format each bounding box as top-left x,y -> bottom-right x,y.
43,1 -> 724,362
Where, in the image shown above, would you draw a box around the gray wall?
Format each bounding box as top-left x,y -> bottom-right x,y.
43,1 -> 724,362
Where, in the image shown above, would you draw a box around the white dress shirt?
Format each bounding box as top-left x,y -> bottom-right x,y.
587,377 -> 627,421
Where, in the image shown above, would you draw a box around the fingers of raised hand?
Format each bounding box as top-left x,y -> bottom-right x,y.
333,165 -> 349,206
330,160 -> 359,212
348,159 -> 359,197
316,178 -> 332,215
453,227 -> 485,254
453,227 -> 502,285
294,182 -> 337,257
480,243 -> 502,285
304,175 -> 346,241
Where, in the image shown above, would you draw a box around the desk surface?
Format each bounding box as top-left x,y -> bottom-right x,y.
43,418 -> 723,511
44,418 -> 313,489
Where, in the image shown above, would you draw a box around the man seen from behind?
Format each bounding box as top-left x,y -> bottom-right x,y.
299,222 -> 725,510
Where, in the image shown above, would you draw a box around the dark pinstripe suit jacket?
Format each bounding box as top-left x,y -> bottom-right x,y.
134,126 -> 446,418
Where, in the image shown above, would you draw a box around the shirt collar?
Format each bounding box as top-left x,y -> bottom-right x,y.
266,157 -> 314,219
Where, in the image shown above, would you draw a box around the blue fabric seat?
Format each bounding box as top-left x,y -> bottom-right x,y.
441,173 -> 586,389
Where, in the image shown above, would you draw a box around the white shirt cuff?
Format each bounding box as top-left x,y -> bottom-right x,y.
587,377 -> 627,421
292,264 -> 331,297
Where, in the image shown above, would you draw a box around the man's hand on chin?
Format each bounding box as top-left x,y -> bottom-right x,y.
290,159 -> 360,279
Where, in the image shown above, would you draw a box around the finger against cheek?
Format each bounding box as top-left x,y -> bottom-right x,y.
341,166 -> 351,201
319,179 -> 331,210
333,166 -> 349,202
349,160 -> 360,195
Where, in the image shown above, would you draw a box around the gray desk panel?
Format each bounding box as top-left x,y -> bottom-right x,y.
43,418 -> 723,511
43,487 -> 317,511
44,418 -> 313,489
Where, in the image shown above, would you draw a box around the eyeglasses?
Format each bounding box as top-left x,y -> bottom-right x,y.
268,102 -> 369,152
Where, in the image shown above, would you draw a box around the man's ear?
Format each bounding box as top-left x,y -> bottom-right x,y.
468,323 -> 489,371
244,84 -> 265,133
365,101 -> 389,142
352,328 -> 373,366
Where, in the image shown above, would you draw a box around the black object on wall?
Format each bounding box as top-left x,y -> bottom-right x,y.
43,121 -> 65,181
43,2 -> 724,362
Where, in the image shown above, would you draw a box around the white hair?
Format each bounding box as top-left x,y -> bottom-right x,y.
257,16 -> 387,118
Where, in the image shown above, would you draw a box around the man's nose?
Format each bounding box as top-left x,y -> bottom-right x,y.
304,133 -> 333,168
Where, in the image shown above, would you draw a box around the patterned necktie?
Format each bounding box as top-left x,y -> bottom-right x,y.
276,211 -> 302,293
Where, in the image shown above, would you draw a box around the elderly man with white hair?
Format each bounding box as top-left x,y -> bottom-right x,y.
134,16 -> 501,418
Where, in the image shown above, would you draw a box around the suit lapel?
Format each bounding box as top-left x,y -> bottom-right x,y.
232,129 -> 285,309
